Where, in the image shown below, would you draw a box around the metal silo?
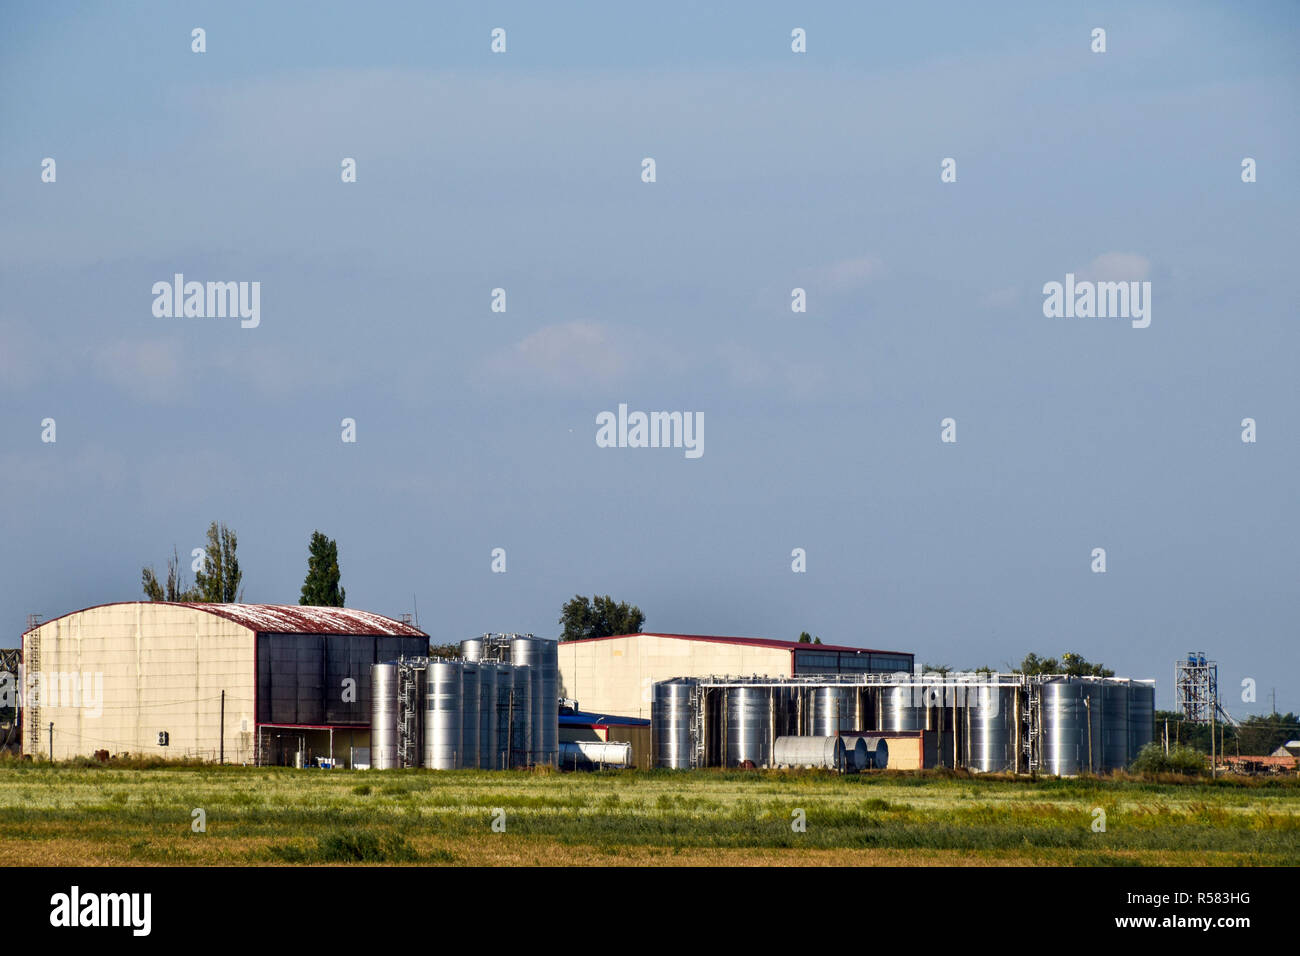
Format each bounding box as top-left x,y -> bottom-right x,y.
511,636 -> 558,766
726,686 -> 772,766
653,679 -> 696,769
1127,681 -> 1155,763
1101,681 -> 1129,771
460,638 -> 484,662
478,661 -> 498,769
965,684 -> 1014,773
810,686 -> 859,736
876,684 -> 925,732
460,661 -> 480,769
370,662 -> 400,770
1042,680 -> 1086,775
424,660 -> 463,770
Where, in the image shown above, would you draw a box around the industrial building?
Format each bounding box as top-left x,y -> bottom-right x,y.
558,633 -> 914,720
652,673 -> 1156,774
20,602 -> 427,766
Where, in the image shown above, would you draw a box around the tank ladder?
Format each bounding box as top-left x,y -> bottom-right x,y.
1025,682 -> 1041,772
690,684 -> 706,770
397,658 -> 422,769
24,623 -> 41,757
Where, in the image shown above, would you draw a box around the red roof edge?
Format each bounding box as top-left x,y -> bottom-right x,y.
559,632 -> 911,656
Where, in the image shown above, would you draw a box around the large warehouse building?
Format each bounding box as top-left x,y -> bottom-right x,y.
558,633 -> 914,720
20,602 -> 427,766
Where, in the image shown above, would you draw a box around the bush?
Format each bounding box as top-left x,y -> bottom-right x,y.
1130,743 -> 1207,775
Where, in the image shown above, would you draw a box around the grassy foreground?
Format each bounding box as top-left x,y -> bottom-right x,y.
0,761 -> 1296,866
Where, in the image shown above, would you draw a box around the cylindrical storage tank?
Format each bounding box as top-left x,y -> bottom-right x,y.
478,662 -> 498,769
965,684 -> 1015,772
460,661 -> 481,769
424,660 -> 462,769
493,665 -> 513,771
842,736 -> 869,772
868,737 -> 889,769
509,664 -> 532,769
1042,680 -> 1086,775
1127,681 -> 1155,764
460,638 -> 484,662
1101,682 -> 1129,772
772,735 -> 846,771
726,686 -> 772,767
370,662 -> 400,770
841,735 -> 888,770
560,740 -> 632,769
810,686 -> 859,736
652,680 -> 696,769
876,685 -> 924,732
511,637 -> 558,766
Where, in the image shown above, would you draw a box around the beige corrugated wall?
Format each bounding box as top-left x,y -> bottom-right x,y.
558,635 -> 792,719
21,604 -> 255,761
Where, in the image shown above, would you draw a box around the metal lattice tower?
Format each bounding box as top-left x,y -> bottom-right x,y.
1174,652 -> 1217,722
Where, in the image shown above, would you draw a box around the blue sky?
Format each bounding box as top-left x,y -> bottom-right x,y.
2,2 -> 1297,717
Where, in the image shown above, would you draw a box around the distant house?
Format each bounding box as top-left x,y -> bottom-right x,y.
1270,740 -> 1300,758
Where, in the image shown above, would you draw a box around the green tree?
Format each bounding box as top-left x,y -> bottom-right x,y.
797,632 -> 823,644
141,546 -> 201,602
299,531 -> 345,607
193,521 -> 243,603
559,594 -> 645,642
1015,651 -> 1113,676
1235,712 -> 1300,755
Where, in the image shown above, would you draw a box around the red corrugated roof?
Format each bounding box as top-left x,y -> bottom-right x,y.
561,632 -> 909,656
23,601 -> 426,637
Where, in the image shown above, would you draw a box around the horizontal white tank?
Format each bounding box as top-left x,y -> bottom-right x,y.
772,735 -> 846,771
560,740 -> 632,769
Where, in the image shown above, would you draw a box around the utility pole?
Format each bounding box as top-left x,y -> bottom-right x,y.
1211,702 -> 1217,778
219,690 -> 225,765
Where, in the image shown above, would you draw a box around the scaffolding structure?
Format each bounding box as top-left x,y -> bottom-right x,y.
1174,652 -> 1217,723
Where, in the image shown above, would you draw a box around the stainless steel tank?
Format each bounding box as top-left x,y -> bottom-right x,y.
876,684 -> 925,732
460,661 -> 480,769
772,735 -> 846,771
460,638 -> 484,662
1128,680 -> 1155,763
965,684 -> 1014,773
1042,680 -> 1086,775
652,679 -> 696,769
508,664 -> 532,769
370,662 -> 400,770
809,686 -> 859,736
726,686 -> 772,766
478,661 -> 499,769
560,740 -> 632,769
1101,681 -> 1130,771
510,636 -> 558,766
424,660 -> 462,769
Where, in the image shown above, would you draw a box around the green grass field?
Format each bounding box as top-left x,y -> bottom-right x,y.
0,761 -> 1296,866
